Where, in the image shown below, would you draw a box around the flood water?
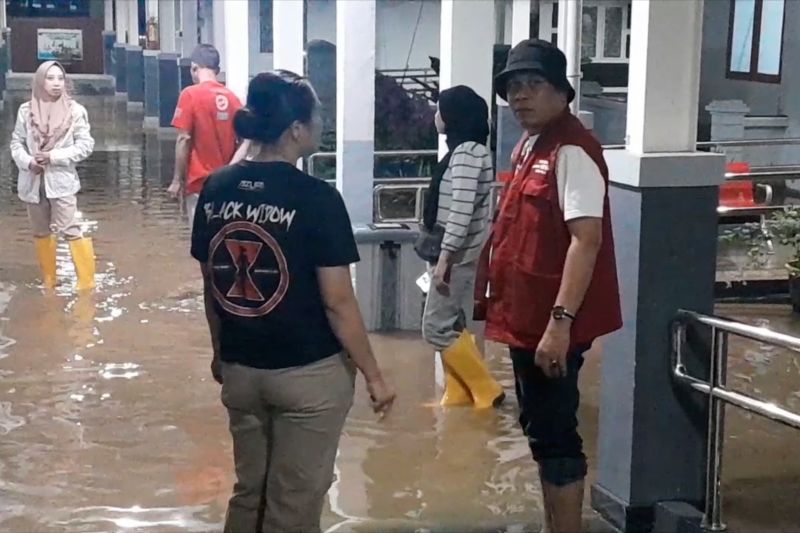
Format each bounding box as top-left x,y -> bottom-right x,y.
0,97 -> 798,532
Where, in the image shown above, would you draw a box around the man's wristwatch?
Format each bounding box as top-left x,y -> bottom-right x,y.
552,306 -> 576,322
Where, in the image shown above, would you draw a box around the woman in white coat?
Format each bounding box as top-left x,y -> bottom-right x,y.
10,61 -> 96,290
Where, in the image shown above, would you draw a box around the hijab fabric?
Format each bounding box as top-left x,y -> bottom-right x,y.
30,61 -> 74,152
423,85 -> 490,230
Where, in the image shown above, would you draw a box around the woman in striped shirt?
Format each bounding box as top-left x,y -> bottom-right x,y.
421,85 -> 504,409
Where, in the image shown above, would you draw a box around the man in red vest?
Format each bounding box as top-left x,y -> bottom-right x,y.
481,39 -> 622,532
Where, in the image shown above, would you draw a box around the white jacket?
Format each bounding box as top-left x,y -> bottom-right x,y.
10,101 -> 95,204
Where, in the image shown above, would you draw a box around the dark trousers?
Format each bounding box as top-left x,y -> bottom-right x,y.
510,344 -> 591,486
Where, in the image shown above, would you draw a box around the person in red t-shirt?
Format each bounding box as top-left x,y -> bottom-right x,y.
168,44 -> 242,229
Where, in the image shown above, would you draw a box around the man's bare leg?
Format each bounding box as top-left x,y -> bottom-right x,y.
541,478 -> 584,533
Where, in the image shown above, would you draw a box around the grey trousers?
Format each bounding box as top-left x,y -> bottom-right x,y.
422,261 -> 478,350
221,353 -> 355,533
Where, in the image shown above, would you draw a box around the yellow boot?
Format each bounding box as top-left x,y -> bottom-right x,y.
440,360 -> 472,406
69,238 -> 96,291
34,235 -> 57,289
441,331 -> 505,409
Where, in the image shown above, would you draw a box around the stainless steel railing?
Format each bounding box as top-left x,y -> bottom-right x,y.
307,149 -> 438,177
671,310 -> 800,531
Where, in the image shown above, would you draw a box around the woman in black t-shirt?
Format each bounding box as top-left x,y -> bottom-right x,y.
190,71 -> 395,533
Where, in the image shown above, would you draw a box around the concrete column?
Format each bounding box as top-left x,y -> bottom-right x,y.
158,52 -> 180,129
439,0 -> 494,108
115,0 -> 128,44
212,0 -> 225,77
557,0 -> 582,114
221,0 -> 249,102
127,0 -> 140,46
625,0 -> 703,154
126,45 -> 145,106
113,42 -> 128,94
159,0 -> 177,53
336,0 -> 375,227
496,0 -> 531,177
592,1 -> 726,531
104,0 -> 114,32
439,0 -> 494,157
144,50 -> 160,128
180,0 -> 199,57
102,31 -> 116,75
511,0 -> 531,46
179,57 -> 192,90
273,0 -> 305,75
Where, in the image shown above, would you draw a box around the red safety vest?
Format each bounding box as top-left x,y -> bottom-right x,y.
478,111 -> 622,349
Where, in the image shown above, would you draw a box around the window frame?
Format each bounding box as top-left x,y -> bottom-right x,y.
538,0 -> 631,63
726,0 -> 786,83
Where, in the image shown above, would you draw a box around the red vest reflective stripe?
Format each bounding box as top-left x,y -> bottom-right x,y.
484,112 -> 622,349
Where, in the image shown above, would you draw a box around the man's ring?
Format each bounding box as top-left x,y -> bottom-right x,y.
550,359 -> 558,367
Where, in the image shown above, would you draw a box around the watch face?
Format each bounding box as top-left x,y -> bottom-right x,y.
553,307 -> 564,319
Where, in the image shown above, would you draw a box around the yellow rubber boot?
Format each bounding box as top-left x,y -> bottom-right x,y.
440,361 -> 472,406
69,237 -> 96,291
34,235 -> 57,289
441,331 -> 505,409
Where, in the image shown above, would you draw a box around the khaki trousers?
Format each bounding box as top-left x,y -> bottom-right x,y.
221,353 -> 355,533
26,178 -> 82,240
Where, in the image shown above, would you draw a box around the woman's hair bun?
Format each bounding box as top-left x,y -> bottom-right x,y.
233,106 -> 272,142
233,71 -> 318,146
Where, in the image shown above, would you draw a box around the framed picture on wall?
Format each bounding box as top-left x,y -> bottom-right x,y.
37,28 -> 84,62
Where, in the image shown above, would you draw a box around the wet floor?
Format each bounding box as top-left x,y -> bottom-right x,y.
0,97 -> 799,532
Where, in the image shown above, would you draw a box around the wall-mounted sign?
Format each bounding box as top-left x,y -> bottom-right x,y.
37,28 -> 83,62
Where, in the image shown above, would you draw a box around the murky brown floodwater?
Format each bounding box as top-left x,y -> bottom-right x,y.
0,96 -> 798,532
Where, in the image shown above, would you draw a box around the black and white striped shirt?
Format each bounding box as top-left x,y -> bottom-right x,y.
437,141 -> 494,264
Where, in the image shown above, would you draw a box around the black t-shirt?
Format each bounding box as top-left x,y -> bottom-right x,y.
190,161 -> 360,370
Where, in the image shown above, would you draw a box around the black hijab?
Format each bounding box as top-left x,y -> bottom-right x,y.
423,85 -> 490,230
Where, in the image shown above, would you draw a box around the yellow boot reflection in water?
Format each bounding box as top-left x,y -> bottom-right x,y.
68,293 -> 97,347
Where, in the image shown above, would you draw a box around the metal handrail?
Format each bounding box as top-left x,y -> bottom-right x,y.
307,149 -> 438,176
671,310 -> 800,531
605,138 -> 800,150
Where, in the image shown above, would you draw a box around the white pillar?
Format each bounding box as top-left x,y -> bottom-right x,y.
180,0 -> 199,56
127,0 -> 139,45
439,0 -> 495,155
511,0 -> 531,46
625,0 -> 704,155
115,0 -> 128,44
0,0 -> 6,31
557,0 -> 582,115
440,0 -> 494,105
212,0 -> 225,74
273,0 -> 305,75
336,0 -> 375,227
104,0 -> 114,32
158,0 -> 177,53
222,0 -> 249,102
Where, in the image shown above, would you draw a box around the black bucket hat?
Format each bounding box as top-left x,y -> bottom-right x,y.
495,39 -> 575,103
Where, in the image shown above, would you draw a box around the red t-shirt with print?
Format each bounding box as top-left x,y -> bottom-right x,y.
172,80 -> 242,195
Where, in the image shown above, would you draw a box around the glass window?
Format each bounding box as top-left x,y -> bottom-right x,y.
727,0 -> 785,81
581,6 -> 597,59
758,0 -> 785,75
604,6 -> 623,58
729,0 -> 755,73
